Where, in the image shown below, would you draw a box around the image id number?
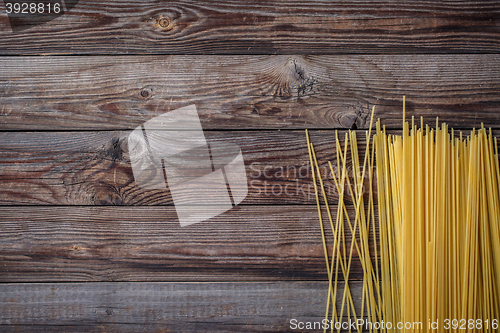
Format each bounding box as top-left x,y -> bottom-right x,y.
443,319 -> 498,330
5,2 -> 61,14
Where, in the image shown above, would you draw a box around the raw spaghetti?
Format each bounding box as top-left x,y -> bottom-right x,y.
306,98 -> 500,332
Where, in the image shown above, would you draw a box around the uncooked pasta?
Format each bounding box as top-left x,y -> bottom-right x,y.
307,98 -> 500,332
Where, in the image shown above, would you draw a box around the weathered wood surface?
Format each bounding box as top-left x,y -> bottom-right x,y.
1,0 -> 500,330
0,205 -> 376,282
0,130 -> 374,205
1,55 -> 500,130
0,0 -> 499,55
2,129 -> 497,206
0,281 -> 364,332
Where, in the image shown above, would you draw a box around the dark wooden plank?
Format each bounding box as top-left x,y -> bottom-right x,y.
1,55 -> 500,130
0,205 -> 376,282
1,128 -> 497,206
0,0 -> 499,55
0,281 -> 364,332
0,130 -> 369,206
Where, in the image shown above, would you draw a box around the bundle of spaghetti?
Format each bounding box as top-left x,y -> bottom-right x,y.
307,99 -> 500,333
306,130 -> 354,328
374,110 -> 500,331
306,107 -> 381,332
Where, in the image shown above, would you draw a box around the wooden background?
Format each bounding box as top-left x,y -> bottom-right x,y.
1,1 -> 500,332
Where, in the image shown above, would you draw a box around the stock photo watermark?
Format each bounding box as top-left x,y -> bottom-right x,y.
128,104 -> 248,227
290,318 -> 499,331
248,161 -> 373,200
128,103 -> 372,226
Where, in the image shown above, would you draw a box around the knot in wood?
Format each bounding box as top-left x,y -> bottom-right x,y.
157,17 -> 173,30
140,88 -> 152,99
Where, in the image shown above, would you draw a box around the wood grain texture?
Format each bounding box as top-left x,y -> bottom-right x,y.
1,1 -> 499,330
1,55 -> 500,130
0,205 -> 374,282
0,281 -> 364,332
0,0 -> 499,55
0,130 -> 374,206
1,129 -> 497,206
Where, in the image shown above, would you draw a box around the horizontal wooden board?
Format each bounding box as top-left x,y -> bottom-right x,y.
1,129 -> 498,206
0,0 -> 499,55
1,55 -> 500,130
0,130 -> 376,206
0,281 -> 365,332
0,205 -> 378,282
